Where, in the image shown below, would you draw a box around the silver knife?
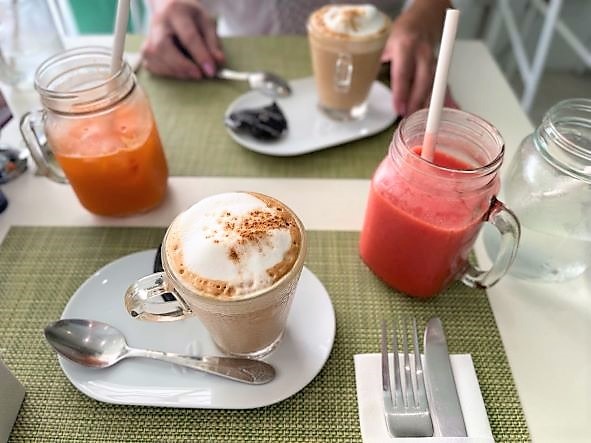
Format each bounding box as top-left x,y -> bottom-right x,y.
424,317 -> 468,437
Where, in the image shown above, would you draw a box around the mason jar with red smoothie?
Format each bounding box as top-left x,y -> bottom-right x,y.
359,108 -> 520,298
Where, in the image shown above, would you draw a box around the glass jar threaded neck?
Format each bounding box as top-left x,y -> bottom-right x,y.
34,46 -> 134,115
535,98 -> 591,183
390,108 -> 504,193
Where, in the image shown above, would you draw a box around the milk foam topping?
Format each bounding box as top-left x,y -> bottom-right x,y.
171,192 -> 297,297
322,4 -> 387,37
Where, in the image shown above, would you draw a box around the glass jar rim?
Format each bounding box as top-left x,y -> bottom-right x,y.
395,108 -> 505,178
541,98 -> 591,161
35,46 -> 126,97
33,46 -> 134,114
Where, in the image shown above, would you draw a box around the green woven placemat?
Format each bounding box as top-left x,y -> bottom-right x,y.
0,227 -> 529,442
135,36 -> 394,178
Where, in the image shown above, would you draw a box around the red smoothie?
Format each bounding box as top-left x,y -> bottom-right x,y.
359,146 -> 494,297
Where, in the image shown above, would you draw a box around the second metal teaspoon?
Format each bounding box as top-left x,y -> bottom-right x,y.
170,37 -> 291,98
44,319 -> 275,385
217,68 -> 292,98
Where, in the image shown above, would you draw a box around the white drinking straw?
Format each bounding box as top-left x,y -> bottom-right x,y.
110,0 -> 131,75
421,9 -> 460,162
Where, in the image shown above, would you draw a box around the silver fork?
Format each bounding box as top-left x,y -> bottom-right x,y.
381,318 -> 434,437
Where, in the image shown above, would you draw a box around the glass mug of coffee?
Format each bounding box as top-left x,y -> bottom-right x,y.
360,109 -> 521,298
19,47 -> 168,216
125,192 -> 307,358
307,4 -> 390,121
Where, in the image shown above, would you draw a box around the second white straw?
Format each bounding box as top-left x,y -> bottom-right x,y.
110,0 -> 131,75
421,9 -> 460,162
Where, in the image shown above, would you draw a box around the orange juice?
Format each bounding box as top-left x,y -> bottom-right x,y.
46,88 -> 168,216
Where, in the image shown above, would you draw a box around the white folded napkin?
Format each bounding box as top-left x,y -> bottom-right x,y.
354,353 -> 494,443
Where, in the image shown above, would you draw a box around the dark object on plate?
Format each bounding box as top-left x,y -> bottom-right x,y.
225,102 -> 288,141
153,243 -> 163,273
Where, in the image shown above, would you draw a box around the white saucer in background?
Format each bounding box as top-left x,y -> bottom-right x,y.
225,76 -> 396,157
58,250 -> 336,409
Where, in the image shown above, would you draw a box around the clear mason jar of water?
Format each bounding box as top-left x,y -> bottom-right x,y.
485,99 -> 591,282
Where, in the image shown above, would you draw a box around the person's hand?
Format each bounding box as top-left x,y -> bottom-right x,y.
381,0 -> 451,116
142,0 -> 224,79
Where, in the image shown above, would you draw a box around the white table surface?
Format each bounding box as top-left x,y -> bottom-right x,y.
1,39 -> 587,443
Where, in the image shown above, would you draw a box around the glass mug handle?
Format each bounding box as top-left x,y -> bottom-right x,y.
124,272 -> 193,322
334,52 -> 353,92
19,110 -> 67,184
462,197 -> 521,289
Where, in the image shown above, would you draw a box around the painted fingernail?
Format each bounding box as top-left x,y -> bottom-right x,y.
202,62 -> 216,77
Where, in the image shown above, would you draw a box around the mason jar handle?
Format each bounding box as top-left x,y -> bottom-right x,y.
124,272 -> 192,322
334,52 -> 353,92
19,110 -> 67,184
462,197 -> 521,289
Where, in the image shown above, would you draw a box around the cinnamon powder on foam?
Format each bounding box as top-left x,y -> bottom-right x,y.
167,196 -> 301,299
309,5 -> 389,40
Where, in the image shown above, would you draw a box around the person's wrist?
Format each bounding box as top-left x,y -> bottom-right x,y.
149,0 -> 170,15
149,0 -> 201,16
411,0 -> 452,15
404,0 -> 451,44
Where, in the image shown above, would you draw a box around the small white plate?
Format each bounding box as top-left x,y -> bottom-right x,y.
225,76 -> 396,156
59,250 -> 336,409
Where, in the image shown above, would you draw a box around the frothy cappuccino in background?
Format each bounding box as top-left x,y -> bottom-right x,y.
161,192 -> 306,357
308,4 -> 391,120
317,4 -> 388,37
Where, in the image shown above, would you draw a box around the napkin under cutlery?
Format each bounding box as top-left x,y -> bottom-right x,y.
354,353 -> 494,442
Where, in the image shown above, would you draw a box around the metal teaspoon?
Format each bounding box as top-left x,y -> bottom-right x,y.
44,319 -> 275,385
217,68 -> 292,98
170,36 -> 291,98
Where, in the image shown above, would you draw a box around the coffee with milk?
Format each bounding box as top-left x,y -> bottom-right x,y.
308,4 -> 391,120
126,192 -> 307,358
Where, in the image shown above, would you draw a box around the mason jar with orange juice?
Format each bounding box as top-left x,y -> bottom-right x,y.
20,47 -> 168,216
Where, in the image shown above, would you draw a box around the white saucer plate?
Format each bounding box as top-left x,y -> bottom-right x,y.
59,250 -> 336,409
225,76 -> 396,156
